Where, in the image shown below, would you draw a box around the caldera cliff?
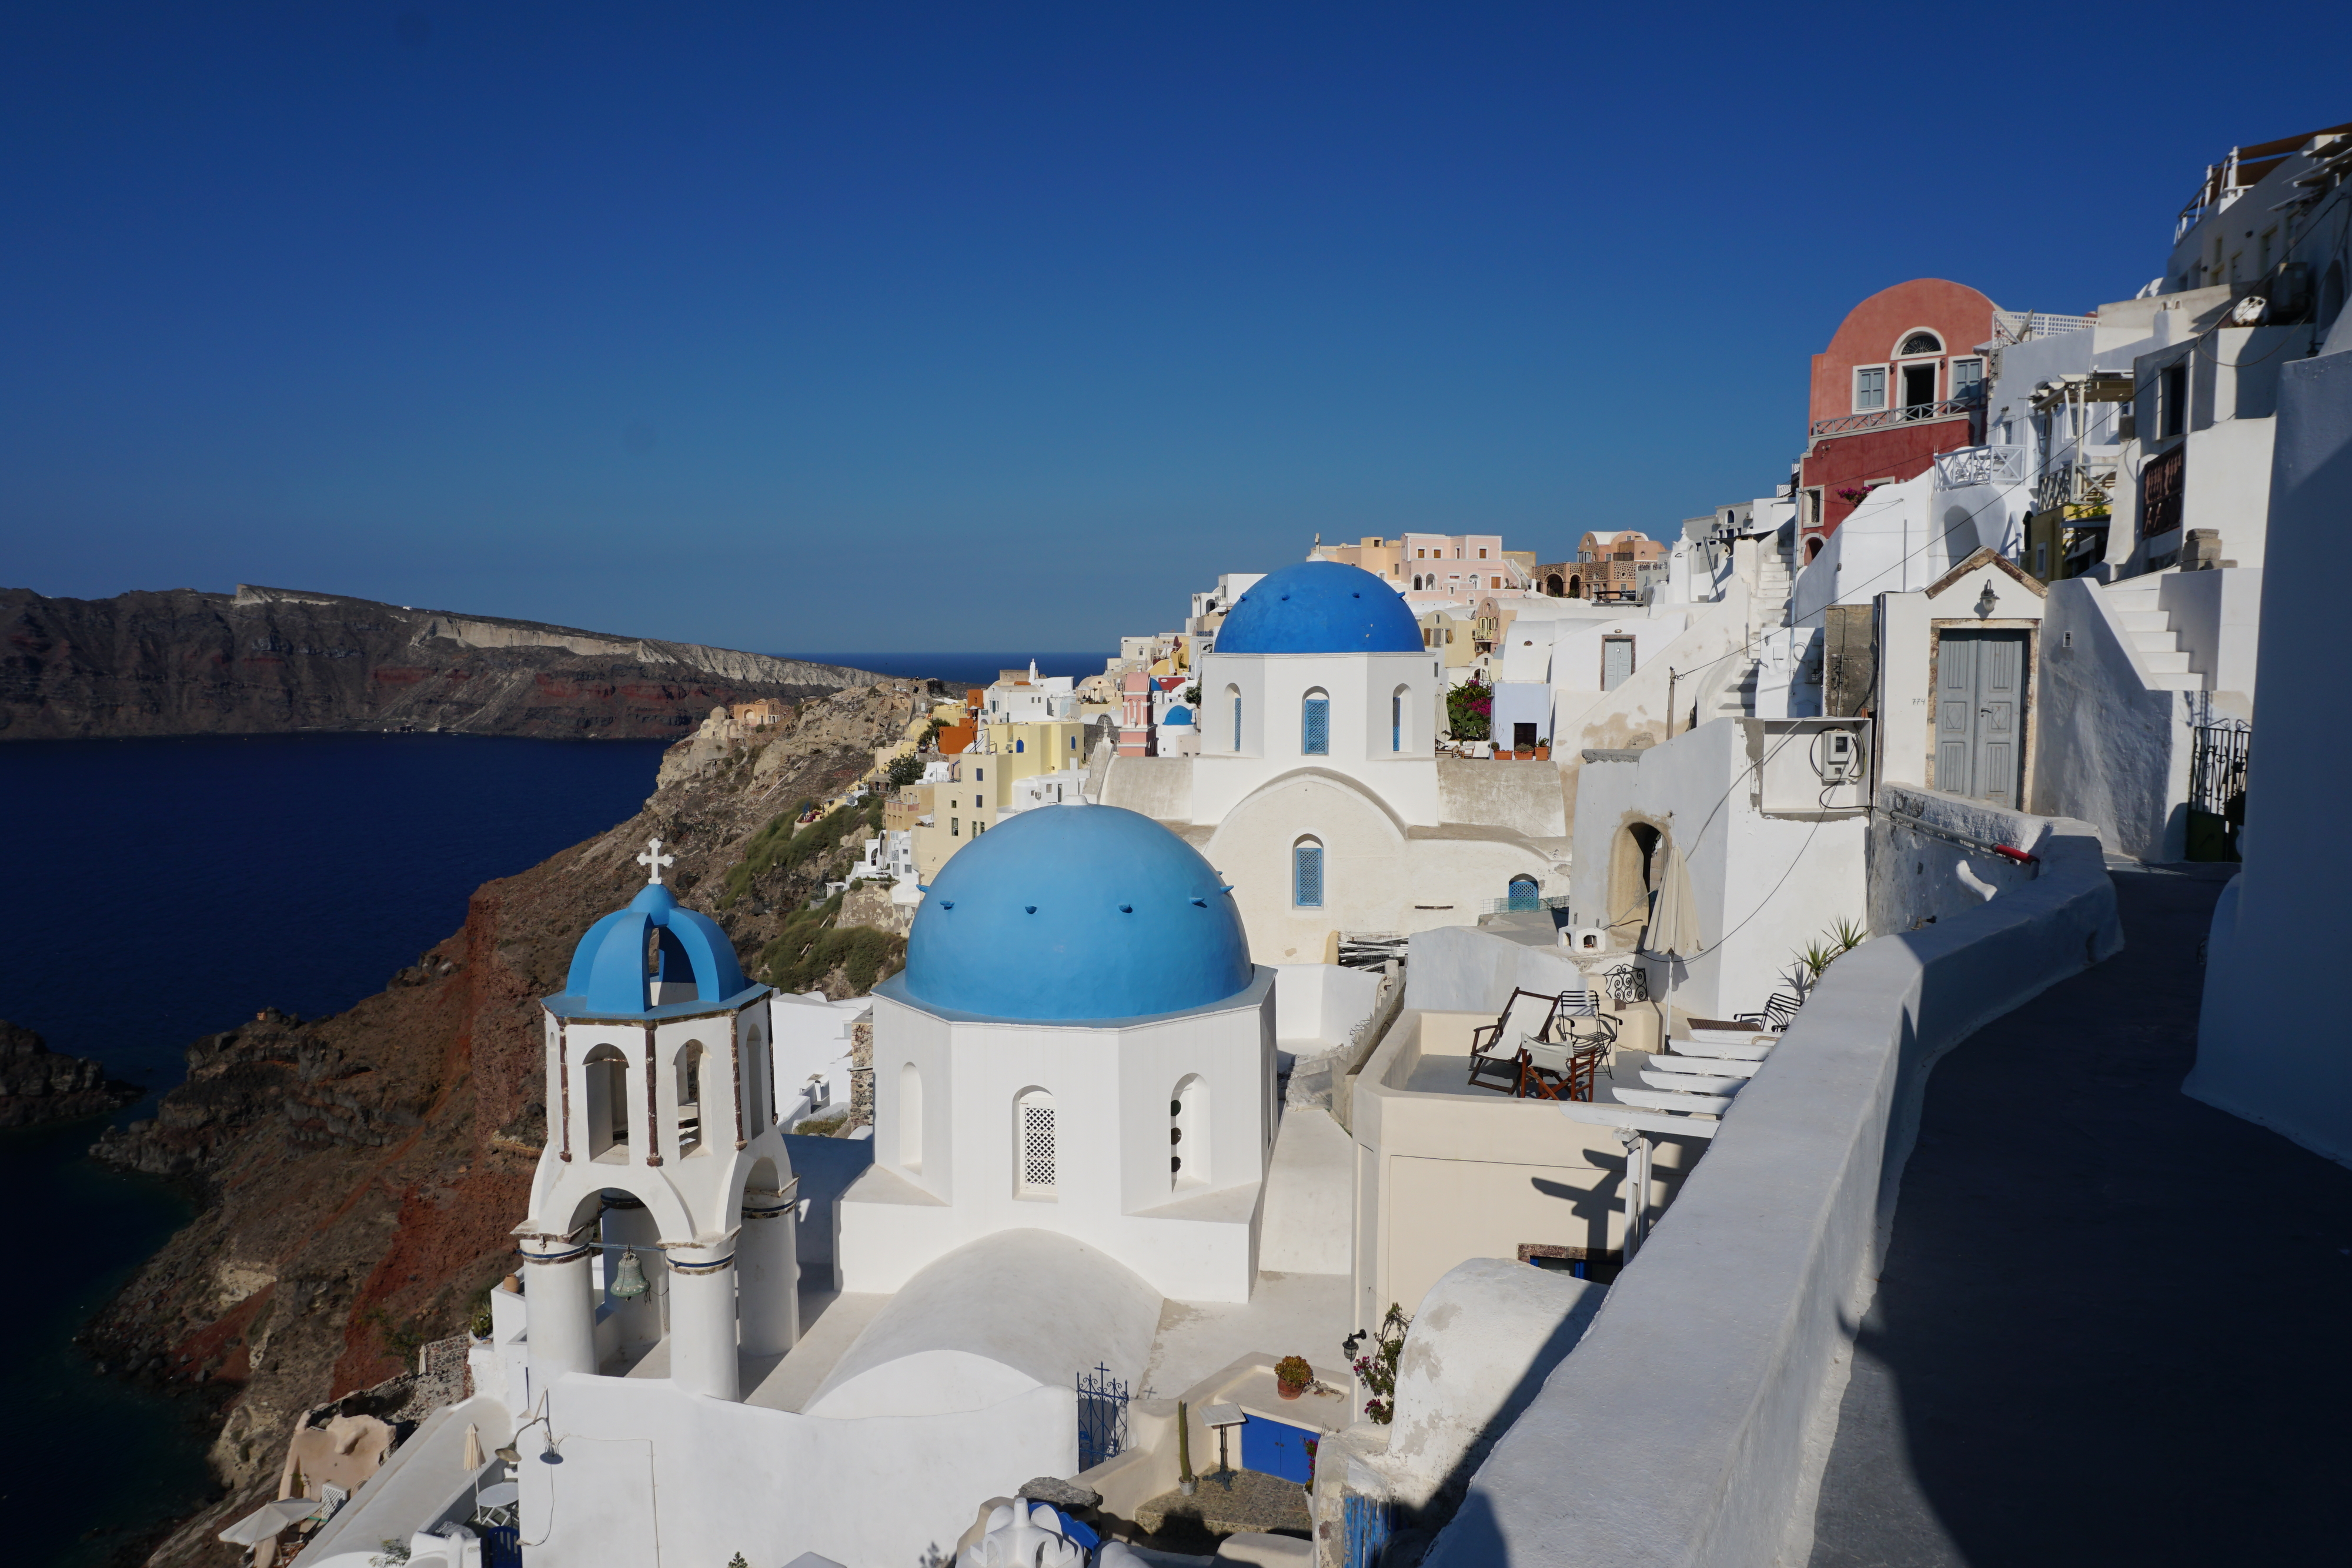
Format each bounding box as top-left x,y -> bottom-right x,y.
2,583 -> 882,740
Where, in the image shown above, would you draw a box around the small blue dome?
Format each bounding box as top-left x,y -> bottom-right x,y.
561,882 -> 750,1016
1164,705 -> 1194,727
1215,560 -> 1423,655
903,805 -> 1253,1022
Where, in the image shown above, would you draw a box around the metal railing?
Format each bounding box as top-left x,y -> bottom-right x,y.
1481,892 -> 1572,915
1933,444 -> 2029,489
2033,456 -> 2120,514
1076,1364 -> 1130,1470
2189,720 -> 2250,818
1992,309 -> 2097,344
1810,394 -> 1983,439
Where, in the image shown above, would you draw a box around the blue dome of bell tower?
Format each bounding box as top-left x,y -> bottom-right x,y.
901,804 -> 1254,1022
1214,560 -> 1424,655
555,839 -> 753,1016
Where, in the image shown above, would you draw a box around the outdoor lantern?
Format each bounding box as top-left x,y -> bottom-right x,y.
609,1246 -> 650,1300
1975,583 -> 1999,618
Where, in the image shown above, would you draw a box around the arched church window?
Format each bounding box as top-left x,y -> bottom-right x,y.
1017,1089 -> 1057,1198
1301,689 -> 1330,755
899,1062 -> 924,1171
676,1041 -> 706,1155
1897,330 -> 1942,356
1170,1075 -> 1209,1190
1227,685 -> 1242,753
1508,874 -> 1541,912
583,1043 -> 630,1162
1391,686 -> 1409,753
1294,836 -> 1324,909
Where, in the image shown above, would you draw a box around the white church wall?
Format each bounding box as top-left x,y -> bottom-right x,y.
1271,963 -> 1384,1053
520,1372 -> 1074,1568
1432,758 -> 1566,841
842,976 -> 1274,1300
2030,580 -> 2194,861
1189,650 -> 1444,827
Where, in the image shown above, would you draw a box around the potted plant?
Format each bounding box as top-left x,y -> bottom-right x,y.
1275,1355 -> 1314,1400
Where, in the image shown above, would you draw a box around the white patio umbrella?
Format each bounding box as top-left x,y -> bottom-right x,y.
1641,835 -> 1701,1039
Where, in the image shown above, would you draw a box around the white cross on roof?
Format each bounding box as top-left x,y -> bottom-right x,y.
636,837 -> 676,886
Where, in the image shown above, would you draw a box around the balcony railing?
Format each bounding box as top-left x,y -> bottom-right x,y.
1932,444 -> 2029,489
1810,394 -> 1983,439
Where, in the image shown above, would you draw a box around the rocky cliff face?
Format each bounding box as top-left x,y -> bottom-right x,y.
1,583 -> 884,740
84,681 -> 930,1567
0,1019 -> 140,1126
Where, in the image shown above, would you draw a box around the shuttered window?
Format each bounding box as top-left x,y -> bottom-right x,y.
1018,1092 -> 1057,1195
1294,842 -> 1324,908
1302,696 -> 1330,754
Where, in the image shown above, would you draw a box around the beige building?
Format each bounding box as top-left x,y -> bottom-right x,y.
909,758 -> 1000,882
1578,531 -> 1668,601
1310,532 -> 1531,597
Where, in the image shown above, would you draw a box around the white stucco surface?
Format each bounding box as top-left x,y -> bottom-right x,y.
2188,344 -> 2352,1166
1419,805 -> 2121,1568
807,1228 -> 1162,1418
1255,1105 -> 1354,1273
2030,580 -> 2195,861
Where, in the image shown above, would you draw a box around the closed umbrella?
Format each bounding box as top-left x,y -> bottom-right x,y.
1647,837 -> 1701,961
462,1423 -> 484,1472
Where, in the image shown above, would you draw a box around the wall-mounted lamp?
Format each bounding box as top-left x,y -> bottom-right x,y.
1975,583 -> 1999,619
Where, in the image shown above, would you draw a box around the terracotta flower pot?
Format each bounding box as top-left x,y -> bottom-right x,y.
1277,1381 -> 1305,1401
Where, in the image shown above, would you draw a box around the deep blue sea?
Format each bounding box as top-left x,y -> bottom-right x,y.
0,733 -> 670,1568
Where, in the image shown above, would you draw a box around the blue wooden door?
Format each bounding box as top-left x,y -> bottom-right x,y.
1241,1415 -> 1319,1483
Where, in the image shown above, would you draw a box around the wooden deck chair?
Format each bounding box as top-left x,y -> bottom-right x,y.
1466,988 -> 1565,1094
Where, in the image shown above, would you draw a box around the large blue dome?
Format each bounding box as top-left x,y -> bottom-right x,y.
1215,560 -> 1424,655
903,804 -> 1254,1022
560,882 -> 751,1016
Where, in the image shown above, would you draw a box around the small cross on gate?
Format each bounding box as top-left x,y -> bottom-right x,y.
636,837 -> 676,886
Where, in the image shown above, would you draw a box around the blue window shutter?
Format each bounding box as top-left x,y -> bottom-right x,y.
1391,694 -> 1401,752
1232,696 -> 1242,752
1294,845 -> 1324,907
1302,697 -> 1329,755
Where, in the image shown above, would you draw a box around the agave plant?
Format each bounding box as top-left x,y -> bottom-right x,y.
1795,918 -> 1867,985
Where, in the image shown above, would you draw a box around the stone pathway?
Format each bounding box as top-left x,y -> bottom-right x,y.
1806,866 -> 2352,1566
1134,1470 -> 1311,1546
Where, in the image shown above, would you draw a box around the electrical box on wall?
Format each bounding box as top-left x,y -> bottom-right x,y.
1748,718 -> 1872,817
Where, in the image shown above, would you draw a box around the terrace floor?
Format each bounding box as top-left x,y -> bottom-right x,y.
1806,864 -> 2352,1566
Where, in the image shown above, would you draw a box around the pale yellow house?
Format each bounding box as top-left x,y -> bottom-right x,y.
981,719 -> 1090,797
909,758 -> 1000,882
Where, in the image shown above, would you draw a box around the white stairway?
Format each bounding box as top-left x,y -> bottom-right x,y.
1711,537 -> 1795,718
2099,581 -> 2204,691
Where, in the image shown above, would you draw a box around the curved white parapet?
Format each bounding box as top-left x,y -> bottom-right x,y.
1683,1027 -> 1779,1054
957,1500 -> 1085,1568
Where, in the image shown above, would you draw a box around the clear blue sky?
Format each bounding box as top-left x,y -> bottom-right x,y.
6,4 -> 2346,654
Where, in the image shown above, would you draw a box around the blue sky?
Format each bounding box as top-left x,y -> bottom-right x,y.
6,4 -> 2347,654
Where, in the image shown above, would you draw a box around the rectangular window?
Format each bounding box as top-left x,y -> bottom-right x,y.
1301,697 -> 1330,754
1392,694 -> 1402,751
951,818 -> 960,835
1855,366 -> 1887,412
1020,1098 -> 1056,1193
2159,361 -> 2189,440
1294,844 -> 1324,908
1601,636 -> 1636,691
1951,358 -> 1983,400
1232,696 -> 1242,752
974,767 -> 983,781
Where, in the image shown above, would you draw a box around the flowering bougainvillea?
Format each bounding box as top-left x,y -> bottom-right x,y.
1445,677 -> 1492,741
1344,1303 -> 1411,1425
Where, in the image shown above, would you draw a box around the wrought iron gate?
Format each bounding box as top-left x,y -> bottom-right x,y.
1076,1364 -> 1130,1470
2187,720 -> 2250,862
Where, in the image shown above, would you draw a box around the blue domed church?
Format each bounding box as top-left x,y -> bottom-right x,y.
836,801 -> 1278,1304
1101,558 -> 1567,961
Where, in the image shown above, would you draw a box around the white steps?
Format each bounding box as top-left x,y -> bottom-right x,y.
2100,584 -> 2205,690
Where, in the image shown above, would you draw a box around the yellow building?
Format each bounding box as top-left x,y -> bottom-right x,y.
909,758 -> 1000,882
981,720 -> 1090,800
1416,608 -> 1477,674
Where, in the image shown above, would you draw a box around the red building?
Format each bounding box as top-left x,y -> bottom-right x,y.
1796,279 -> 2000,559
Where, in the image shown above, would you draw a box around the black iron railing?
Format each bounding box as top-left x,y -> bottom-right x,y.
1810,394 -> 1984,439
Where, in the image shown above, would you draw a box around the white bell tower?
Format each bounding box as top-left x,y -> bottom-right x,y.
512,839 -> 800,1405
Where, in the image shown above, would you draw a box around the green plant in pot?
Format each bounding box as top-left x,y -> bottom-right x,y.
1275,1355 -> 1314,1400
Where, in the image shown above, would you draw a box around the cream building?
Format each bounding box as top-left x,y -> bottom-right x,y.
1101,560 -> 1567,962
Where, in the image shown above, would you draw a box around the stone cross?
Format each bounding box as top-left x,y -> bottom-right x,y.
636,837 -> 676,886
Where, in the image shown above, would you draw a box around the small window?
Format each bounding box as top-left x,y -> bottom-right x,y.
1018,1090 -> 1057,1196
1301,692 -> 1330,754
2159,361 -> 2189,439
1951,358 -> 1983,399
1855,366 -> 1887,412
1391,689 -> 1404,752
1897,330 -> 1942,356
1294,838 -> 1324,908
951,817 -> 960,836
975,767 -> 983,780
1478,547 -> 1488,559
